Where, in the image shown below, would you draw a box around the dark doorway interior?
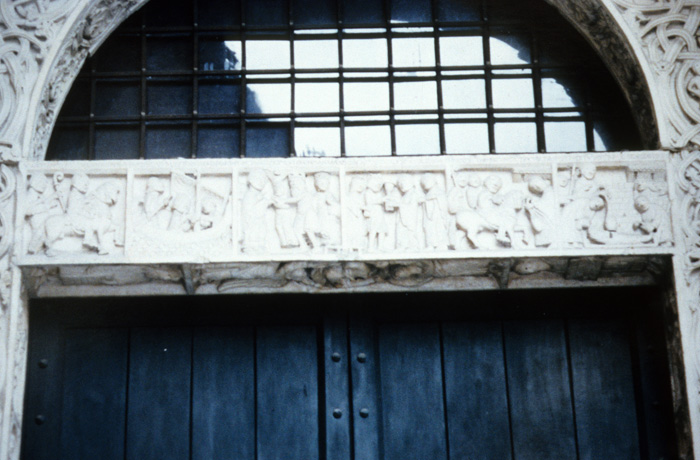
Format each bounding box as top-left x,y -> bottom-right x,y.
23,288 -> 678,459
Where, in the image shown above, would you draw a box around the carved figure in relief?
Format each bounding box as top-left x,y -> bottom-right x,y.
396,174 -> 421,251
633,196 -> 673,246
364,175 -> 388,251
241,170 -> 273,253
25,174 -> 61,254
382,179 -> 400,250
41,174 -> 122,256
420,174 -> 448,250
561,164 -> 615,246
271,172 -> 300,249
523,176 -> 555,247
302,172 -> 340,251
142,177 -> 170,227
447,172 -> 469,250
347,176 -> 368,251
455,175 -> 518,248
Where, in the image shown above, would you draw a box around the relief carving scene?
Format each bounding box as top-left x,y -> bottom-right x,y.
16,156 -> 672,264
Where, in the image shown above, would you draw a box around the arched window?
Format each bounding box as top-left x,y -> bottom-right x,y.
47,0 -> 643,160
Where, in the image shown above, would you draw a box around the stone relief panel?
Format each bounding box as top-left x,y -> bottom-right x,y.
238,169 -> 341,255
15,155 -> 672,265
22,171 -> 126,258
128,171 -> 233,260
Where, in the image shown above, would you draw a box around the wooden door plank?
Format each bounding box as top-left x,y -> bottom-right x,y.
59,328 -> 129,460
443,321 -> 513,460
349,317 -> 381,460
569,319 -> 640,460
126,327 -> 192,460
504,320 -> 577,460
192,327 -> 255,460
21,305 -> 65,460
256,325 -> 320,460
378,322 -> 447,460
324,314 -> 351,460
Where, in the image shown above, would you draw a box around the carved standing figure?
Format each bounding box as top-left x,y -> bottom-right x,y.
382,179 -> 400,250
241,169 -> 273,253
364,174 -> 388,251
396,174 -> 421,251
420,174 -> 448,250
524,175 -> 555,247
347,175 -> 368,251
142,177 -> 171,228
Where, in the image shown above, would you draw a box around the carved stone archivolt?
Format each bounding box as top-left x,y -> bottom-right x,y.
16,154 -> 673,265
610,0 -> 700,149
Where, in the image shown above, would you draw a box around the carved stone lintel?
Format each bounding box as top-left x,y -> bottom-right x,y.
16,155 -> 674,265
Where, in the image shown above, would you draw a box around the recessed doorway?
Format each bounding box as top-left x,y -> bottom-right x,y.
22,288 -> 678,459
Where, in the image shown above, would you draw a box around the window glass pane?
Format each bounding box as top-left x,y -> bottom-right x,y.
199,40 -> 242,71
445,123 -> 489,153
46,125 -> 89,160
545,122 -> 587,152
198,78 -> 241,114
439,37 -> 483,66
294,0 -> 336,26
296,128 -> 341,156
442,79 -> 486,109
147,79 -> 192,115
147,37 -> 193,71
392,38 -> 435,67
198,121 -> 240,158
94,81 -> 140,117
295,83 -> 339,113
246,125 -> 289,157
94,35 -> 140,72
295,40 -> 339,69
396,124 -> 439,154
491,79 -> 534,109
394,81 -> 438,111
541,77 -> 583,108
144,0 -> 192,27
346,126 -> 391,156
60,80 -> 91,117
489,35 -> 531,65
145,123 -> 192,159
343,0 -> 384,25
391,0 -> 432,23
94,124 -> 140,160
593,119 -> 641,151
494,122 -> 537,152
246,0 -> 288,27
246,41 -> 291,70
344,83 -> 390,112
197,0 -> 240,28
343,39 -> 388,68
247,84 -> 291,114
437,0 -> 481,22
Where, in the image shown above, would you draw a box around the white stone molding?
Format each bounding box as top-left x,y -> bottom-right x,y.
23,256 -> 668,297
15,153 -> 674,266
672,149 -> 700,448
609,0 -> 700,149
0,165 -> 23,460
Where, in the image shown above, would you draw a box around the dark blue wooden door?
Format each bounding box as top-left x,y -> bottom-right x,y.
22,289 -> 678,459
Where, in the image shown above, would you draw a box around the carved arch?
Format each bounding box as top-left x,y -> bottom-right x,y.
3,0 -> 671,162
